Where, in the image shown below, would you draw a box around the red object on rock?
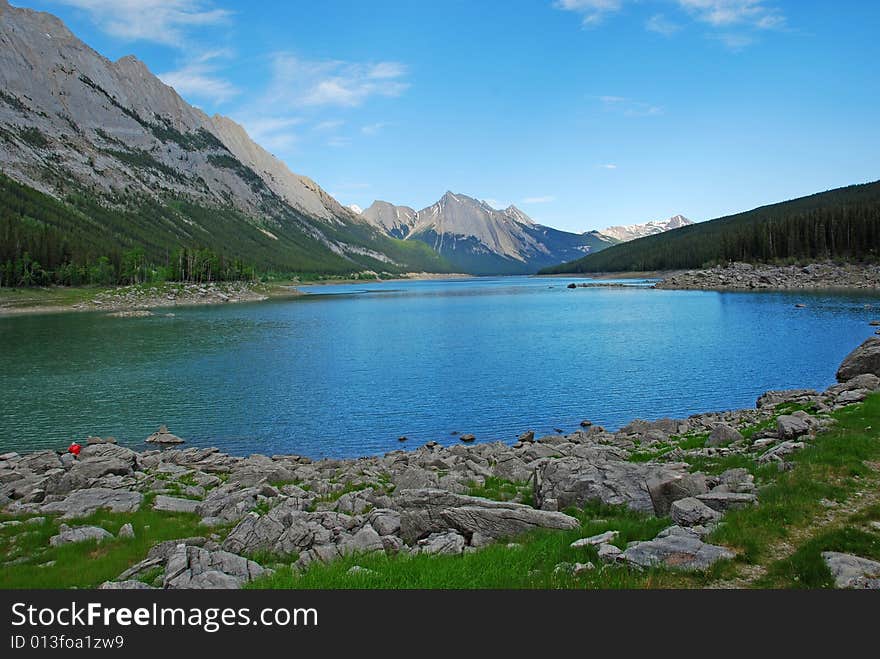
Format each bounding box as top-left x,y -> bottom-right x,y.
68,443 -> 81,456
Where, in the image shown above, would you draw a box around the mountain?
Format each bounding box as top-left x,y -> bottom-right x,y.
598,215 -> 693,243
539,181 -> 880,274
0,0 -> 451,284
361,192 -> 614,275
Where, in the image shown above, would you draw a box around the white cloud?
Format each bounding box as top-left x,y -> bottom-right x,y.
158,49 -> 238,103
522,196 -> 556,204
554,0 -> 624,26
313,120 -> 345,132
266,54 -> 409,108
327,136 -> 351,148
676,0 -> 785,29
710,32 -> 755,51
361,122 -> 390,135
598,96 -> 663,117
50,0 -> 231,47
238,116 -> 303,153
646,14 -> 682,36
600,163 -> 618,169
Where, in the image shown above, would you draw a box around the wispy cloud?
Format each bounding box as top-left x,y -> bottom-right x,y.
600,163 -> 618,169
645,14 -> 682,36
238,116 -> 303,153
313,120 -> 345,132
361,122 -> 390,136
522,196 -> 556,204
265,54 -> 409,108
553,0 -> 623,27
677,0 -> 785,29
709,32 -> 755,51
50,0 -> 231,47
555,0 -> 787,49
158,49 -> 238,104
598,95 -> 663,117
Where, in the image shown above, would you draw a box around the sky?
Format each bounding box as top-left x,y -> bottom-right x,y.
15,0 -> 880,232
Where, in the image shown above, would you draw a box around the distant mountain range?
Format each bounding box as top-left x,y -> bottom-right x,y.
598,215 -> 693,243
356,193 -> 612,275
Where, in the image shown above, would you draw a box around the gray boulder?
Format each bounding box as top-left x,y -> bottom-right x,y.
621,534 -> 734,571
163,544 -> 267,589
393,489 -> 578,543
670,497 -> 721,527
836,337 -> 880,382
822,551 -> 880,589
41,488 -> 143,518
153,495 -> 200,513
415,531 -> 466,555
646,473 -> 709,516
706,424 -> 743,447
49,523 -> 112,546
535,455 -> 689,514
776,411 -> 814,440
571,530 -> 618,548
696,491 -> 757,512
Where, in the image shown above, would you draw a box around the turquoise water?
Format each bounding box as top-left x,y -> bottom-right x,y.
1,276 -> 878,458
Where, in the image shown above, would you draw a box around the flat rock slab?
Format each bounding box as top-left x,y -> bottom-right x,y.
696,491 -> 757,512
164,544 -> 268,589
49,523 -> 112,546
41,488 -> 143,518
621,534 -> 734,571
153,495 -> 200,513
535,456 -> 689,514
822,551 -> 880,589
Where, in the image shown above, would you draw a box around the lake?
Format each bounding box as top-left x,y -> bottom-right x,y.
1,276 -> 878,458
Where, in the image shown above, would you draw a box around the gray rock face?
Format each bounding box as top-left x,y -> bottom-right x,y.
669,497 -> 721,527
646,473 -> 709,516
837,337 -> 880,382
695,491 -> 757,512
49,523 -> 112,546
776,411 -> 814,440
822,551 -> 880,589
163,544 -> 268,589
415,530 -> 467,555
49,457 -> 133,494
195,485 -> 260,523
153,495 -> 200,514
393,489 -> 578,543
621,534 -> 734,571
571,531 -> 619,548
535,456 -> 689,514
40,488 -> 142,518
706,424 -> 743,447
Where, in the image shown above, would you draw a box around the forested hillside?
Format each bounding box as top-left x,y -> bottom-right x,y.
0,174 -> 451,287
540,181 -> 880,274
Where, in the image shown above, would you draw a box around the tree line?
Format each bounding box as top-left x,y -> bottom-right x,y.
541,180 -> 880,274
0,174 -> 256,287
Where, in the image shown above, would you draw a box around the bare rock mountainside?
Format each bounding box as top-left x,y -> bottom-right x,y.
598,215 -> 694,243
361,192 -> 615,275
0,0 -> 450,276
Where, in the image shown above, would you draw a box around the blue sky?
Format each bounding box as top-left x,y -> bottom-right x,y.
17,0 -> 880,232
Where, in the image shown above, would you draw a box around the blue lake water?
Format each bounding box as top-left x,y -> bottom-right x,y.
1,276 -> 878,458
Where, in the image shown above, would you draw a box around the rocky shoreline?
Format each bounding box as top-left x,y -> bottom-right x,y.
3,338 -> 880,589
655,261 -> 880,291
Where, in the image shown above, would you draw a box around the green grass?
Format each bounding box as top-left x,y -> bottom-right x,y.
467,477 -> 535,506
246,502 -> 720,589
757,527 -> 880,588
0,504 -> 217,589
708,394 -> 880,563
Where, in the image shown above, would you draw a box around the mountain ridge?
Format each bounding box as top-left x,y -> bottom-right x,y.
361,192 -> 613,275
